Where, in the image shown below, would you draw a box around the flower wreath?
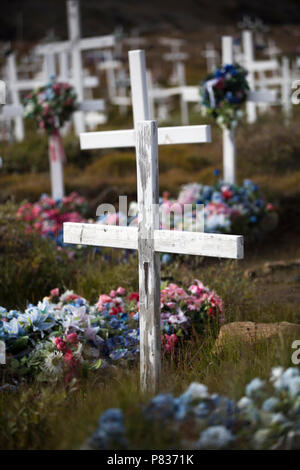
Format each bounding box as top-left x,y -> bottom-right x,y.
23,79 -> 77,166
199,64 -> 249,130
23,79 -> 77,135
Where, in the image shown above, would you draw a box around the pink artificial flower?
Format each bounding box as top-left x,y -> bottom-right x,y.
116,286 -> 126,296
50,288 -> 60,298
107,213 -> 119,225
65,293 -> 80,302
64,350 -> 76,368
162,334 -> 179,353
110,290 -> 117,298
97,294 -> 112,312
165,302 -> 176,309
54,337 -> 67,352
162,191 -> 169,202
66,332 -> 78,345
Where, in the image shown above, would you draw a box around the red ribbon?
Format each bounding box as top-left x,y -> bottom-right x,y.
48,130 -> 66,163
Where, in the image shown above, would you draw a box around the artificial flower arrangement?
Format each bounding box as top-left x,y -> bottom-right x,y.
0,282 -> 223,383
86,366 -> 300,450
98,179 -> 277,240
199,64 -> 249,130
23,79 -> 77,181
17,193 -> 87,246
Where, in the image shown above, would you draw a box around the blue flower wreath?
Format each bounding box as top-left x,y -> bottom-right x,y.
200,64 -> 249,129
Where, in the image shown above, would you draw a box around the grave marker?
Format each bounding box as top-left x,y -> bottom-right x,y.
242,30 -> 279,123
180,37 -> 277,184
222,36 -> 277,183
64,50 -> 244,393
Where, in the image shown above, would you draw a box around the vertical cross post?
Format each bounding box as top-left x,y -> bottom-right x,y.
48,134 -> 65,199
59,50 -> 69,81
282,56 -> 292,125
222,36 -> 236,184
67,0 -> 85,134
177,61 -> 189,125
136,120 -> 161,393
44,52 -> 56,78
129,51 -> 160,392
128,50 -> 150,124
242,30 -> 257,124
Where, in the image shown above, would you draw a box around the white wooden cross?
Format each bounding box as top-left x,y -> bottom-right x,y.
4,48 -> 102,141
163,51 -> 189,125
263,39 -> 281,62
222,36 -> 277,183
242,30 -> 279,123
180,36 -> 277,184
125,34 -> 147,50
98,50 -> 122,101
2,98 -> 105,200
63,50 -> 244,394
254,56 -> 293,125
34,0 -> 115,134
202,42 -> 219,73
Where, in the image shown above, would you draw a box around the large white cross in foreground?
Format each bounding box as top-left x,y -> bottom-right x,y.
63,50 -> 244,394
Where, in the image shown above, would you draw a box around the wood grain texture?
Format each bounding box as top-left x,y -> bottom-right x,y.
136,121 -> 161,394
63,223 -> 244,259
80,125 -> 211,149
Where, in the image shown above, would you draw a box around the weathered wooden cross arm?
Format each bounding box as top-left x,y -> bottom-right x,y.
64,223 -> 244,259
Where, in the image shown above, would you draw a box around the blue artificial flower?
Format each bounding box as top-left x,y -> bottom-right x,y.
145,394 -> 177,421
109,348 -> 129,361
262,397 -> 280,412
89,408 -> 127,449
211,191 -> 223,203
245,378 -> 265,398
161,253 -> 171,264
109,317 -> 121,329
197,425 -> 234,449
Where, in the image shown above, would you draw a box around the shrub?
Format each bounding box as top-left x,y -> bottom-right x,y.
1,131 -> 96,174
0,202 -> 75,309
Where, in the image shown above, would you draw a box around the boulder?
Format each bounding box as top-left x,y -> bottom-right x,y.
215,321 -> 300,349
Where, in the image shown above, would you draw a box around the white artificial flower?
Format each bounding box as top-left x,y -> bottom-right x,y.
237,396 -> 253,410
252,429 -> 271,449
44,351 -> 64,376
128,201 -> 138,216
272,367 -> 299,391
180,383 -> 209,403
197,426 -> 234,449
245,378 -> 265,397
270,413 -> 291,428
288,377 -> 300,398
270,366 -> 284,382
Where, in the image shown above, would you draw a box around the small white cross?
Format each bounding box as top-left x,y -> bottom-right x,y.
180,36 -> 277,185
63,50 -> 244,393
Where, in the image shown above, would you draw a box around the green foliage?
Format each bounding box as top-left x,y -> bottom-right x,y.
0,202 -> 75,309
0,201 -> 138,309
1,131 -> 96,174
